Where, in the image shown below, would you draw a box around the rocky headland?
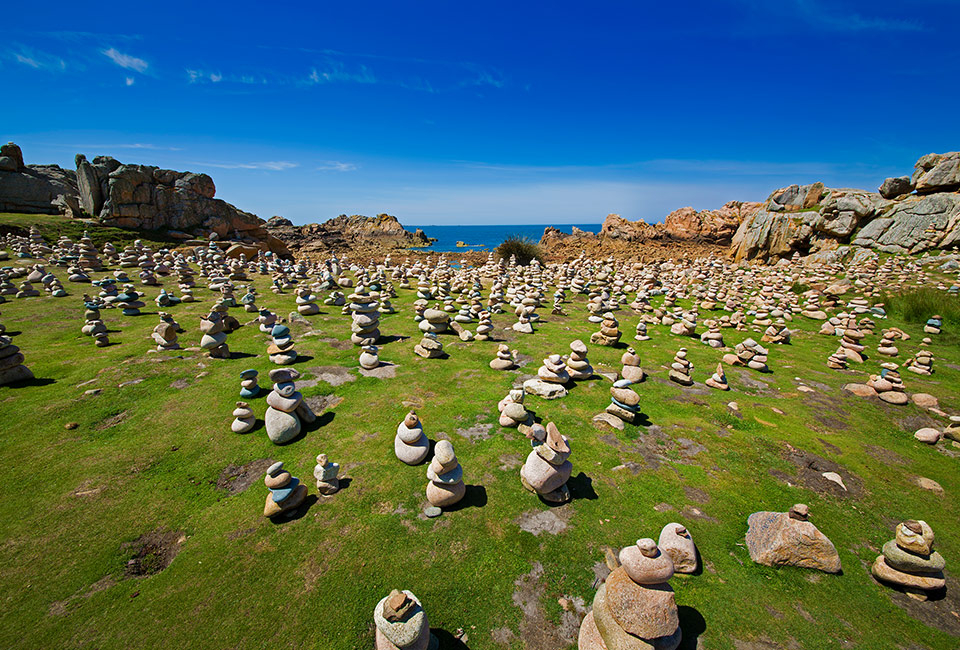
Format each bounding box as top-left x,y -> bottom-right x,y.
264,213 -> 433,258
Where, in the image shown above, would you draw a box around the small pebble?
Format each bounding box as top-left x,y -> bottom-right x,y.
424,506 -> 442,518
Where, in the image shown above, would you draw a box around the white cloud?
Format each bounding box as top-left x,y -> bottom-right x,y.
307,62 -> 376,85
11,49 -> 66,71
125,76 -> 135,86
14,53 -> 40,68
193,161 -> 299,171
316,161 -> 357,172
102,47 -> 148,73
209,72 -> 222,83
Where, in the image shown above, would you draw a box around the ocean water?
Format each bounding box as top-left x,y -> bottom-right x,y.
408,223 -> 602,253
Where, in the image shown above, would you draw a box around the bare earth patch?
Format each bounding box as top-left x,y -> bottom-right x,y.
95,410 -> 128,430
775,443 -> 864,498
515,508 -> 572,536
456,423 -> 493,442
122,529 -> 186,577
301,366 -> 356,387
216,458 -> 274,495
876,573 -> 960,636
304,394 -> 343,413
358,362 -> 398,379
511,562 -> 583,650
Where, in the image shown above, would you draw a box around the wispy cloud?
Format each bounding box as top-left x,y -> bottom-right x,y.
10,47 -> 66,71
307,61 -> 376,85
316,161 -> 357,172
187,69 -> 224,83
125,76 -> 135,86
102,47 -> 148,73
192,161 -> 299,171
742,0 -> 923,33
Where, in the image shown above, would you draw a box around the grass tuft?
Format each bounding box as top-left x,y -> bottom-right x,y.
495,235 -> 544,266
880,287 -> 960,325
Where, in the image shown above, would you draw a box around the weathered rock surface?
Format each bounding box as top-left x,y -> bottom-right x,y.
745,511 -> 842,573
0,143 -> 79,214
265,213 -> 432,256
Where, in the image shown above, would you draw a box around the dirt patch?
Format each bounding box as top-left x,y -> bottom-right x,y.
304,394 -> 344,413
864,444 -> 908,466
681,505 -> 719,523
169,378 -> 190,389
490,626 -> 517,646
96,410 -> 128,430
876,573 -> 960,636
301,366 -> 356,387
729,369 -> 773,393
122,529 -> 185,577
511,562 -> 583,650
683,486 -> 711,504
48,576 -> 118,617
778,443 -> 864,498
358,362 -> 398,379
319,337 -> 353,351
897,412 -> 942,433
216,458 -> 273,495
734,637 -> 801,650
817,438 -> 842,455
515,508 -> 572,536
498,453 -> 522,471
456,423 -> 492,442
678,438 -> 707,458
800,390 -> 851,430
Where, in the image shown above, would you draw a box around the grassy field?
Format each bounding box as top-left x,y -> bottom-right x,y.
1,219 -> 959,649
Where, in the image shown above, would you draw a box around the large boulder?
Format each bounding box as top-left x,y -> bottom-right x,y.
879,176 -> 914,199
0,143 -> 79,214
852,192 -> 960,253
75,154 -> 103,216
0,142 -> 25,172
767,182 -> 824,212
912,152 -> 960,194
599,213 -> 660,241
664,201 -> 763,244
814,189 -> 883,237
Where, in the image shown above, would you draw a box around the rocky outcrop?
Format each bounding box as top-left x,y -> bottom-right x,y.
264,213 -> 432,257
730,151 -> 960,261
664,201 -> 763,243
0,142 -> 79,214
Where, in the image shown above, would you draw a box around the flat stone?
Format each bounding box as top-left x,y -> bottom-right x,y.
522,378 -> 568,399
872,555 -> 945,591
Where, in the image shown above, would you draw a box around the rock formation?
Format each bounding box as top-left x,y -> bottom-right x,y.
264,213 -> 432,257
0,142 -> 79,214
745,504 -> 841,574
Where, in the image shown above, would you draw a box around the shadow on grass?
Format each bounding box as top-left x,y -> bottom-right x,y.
568,472 -> 598,501
431,628 -> 470,649
445,485 -> 487,512
269,494 -> 318,524
677,605 -> 706,649
6,376 -> 56,388
229,351 -> 258,360
292,354 -> 315,365
378,334 -> 410,345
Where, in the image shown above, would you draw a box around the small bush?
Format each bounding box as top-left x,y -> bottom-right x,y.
790,282 -> 811,294
880,287 -> 960,325
495,235 -> 544,266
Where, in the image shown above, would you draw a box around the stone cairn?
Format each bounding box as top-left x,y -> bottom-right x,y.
906,349 -> 934,375
324,290 -> 345,307
670,311 -> 697,337
151,312 -> 180,351
620,347 -> 645,383
745,504 -> 841,573
240,286 -> 258,313
373,589 -> 438,650
827,347 -> 848,370
840,317 -> 867,362
590,311 -> 621,346
498,388 -> 532,428
295,286 -> 320,316
668,348 -> 694,386
512,304 -> 535,334
231,401 -> 256,433
923,315 -> 942,335
600,377 -> 641,427
239,369 -> 260,398
258,308 -> 277,333
475,310 -> 493,340
268,323 -> 298,365
115,285 -> 145,316
726,338 -> 770,372
313,453 -> 341,495
81,298 -> 108,346
0,334 -> 33,385
262,461 -> 308,519
426,440 -> 465,510
705,362 -> 729,390
413,332 -> 444,359
520,422 -> 573,504
634,321 -> 650,341
418,305 -> 449,334
699,320 -> 724,348
659,523 -> 699,573
565,340 -> 594,380
578,538 -> 682,650
360,344 -> 380,370
872,520 -> 945,599
761,320 -> 791,344
199,309 -> 230,359
264,368 -> 316,444
349,286 -> 381,345
489,344 -> 516,370
867,365 -> 908,404
877,328 -> 900,356
395,411 -> 430,465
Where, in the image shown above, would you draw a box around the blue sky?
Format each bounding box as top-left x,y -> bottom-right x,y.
4,1 -> 958,225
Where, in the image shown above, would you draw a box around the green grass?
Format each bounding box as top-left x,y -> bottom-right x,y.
0,212 -> 184,248
1,214 -> 959,649
881,287 -> 960,326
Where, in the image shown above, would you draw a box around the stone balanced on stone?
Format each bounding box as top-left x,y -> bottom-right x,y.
413,332 -> 444,359
705,362 -> 729,390
295,286 -> 320,315
426,440 -> 465,509
268,323 -> 298,365
239,369 -> 260,398
498,388 -> 532,428
199,309 -> 230,359
565,339 -> 594,380
906,349 -> 934,375
264,368 -> 316,444
0,335 -> 33,385
349,285 -> 381,345
395,411 -> 430,465
313,453 -> 341,495
524,354 -> 570,399
360,344 -> 380,370
520,422 -> 573,504
577,538 -> 682,650
590,311 -> 621,346
489,344 -> 516,370
871,520 -> 945,599
923,315 -> 942,335
668,348 -> 694,386
151,313 -> 180,351
418,305 -> 449,334
231,401 -> 256,433
373,589 -> 438,650
745,504 -> 841,573
659,523 -> 699,573
263,461 -> 308,518
620,347 -> 645,383
725,338 -> 770,372
867,365 -> 908,404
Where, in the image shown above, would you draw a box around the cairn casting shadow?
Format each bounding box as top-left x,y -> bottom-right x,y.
269,494 -> 318,524
431,628 -> 470,649
444,485 -> 488,512
677,605 -> 706,649
228,351 -> 258,360
567,472 -> 598,501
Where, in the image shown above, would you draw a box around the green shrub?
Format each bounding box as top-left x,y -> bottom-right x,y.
790,281 -> 811,294
495,235 -> 544,266
880,287 -> 960,325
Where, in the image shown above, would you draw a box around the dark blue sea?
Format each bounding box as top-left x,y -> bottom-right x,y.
409,223 -> 602,253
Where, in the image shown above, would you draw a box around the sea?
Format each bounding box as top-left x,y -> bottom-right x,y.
408,223 -> 602,253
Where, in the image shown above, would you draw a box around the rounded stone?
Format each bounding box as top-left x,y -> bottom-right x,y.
264,407 -> 301,444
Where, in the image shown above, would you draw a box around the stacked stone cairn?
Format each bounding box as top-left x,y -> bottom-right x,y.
313,453 -> 341,495
239,369 -> 260,398
520,422 -> 573,504
872,520 -> 945,599
258,308 -> 277,333
151,312 -> 180,351
264,368 -> 316,444
827,347 -> 848,370
725,338 -> 770,372
877,329 -> 900,356
475,310 -> 493,340
349,286 -> 381,345
296,286 -> 320,316
413,332 -> 445,359
699,320 -> 724,348
923,315 -> 942,335
360,345 -> 380,370
373,589 -> 438,650
670,311 -> 697,337
867,365 -> 908,404
659,523 -> 699,573
0,334 -> 33,385
262,461 -> 308,518
906,349 -> 934,375
590,311 -> 621,346
705,362 -> 729,390
601,377 -> 641,426
426,440 -> 465,509
268,323 -> 298,365
199,309 -> 231,359
840,317 -> 867,362
634,321 -> 650,341
620,347 -> 645,383
395,411 -> 430,465
324,291 -> 345,307
418,304 -> 449,334
668,348 -> 694,386
115,285 -> 145,316
512,305 -> 535,334
565,339 -> 594,380
231,401 -> 256,433
489,344 -> 516,370
761,320 -> 791,344
498,388 -> 532,428
577,538 -> 682,650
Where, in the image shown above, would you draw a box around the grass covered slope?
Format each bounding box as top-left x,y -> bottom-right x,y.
0,243 -> 958,649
